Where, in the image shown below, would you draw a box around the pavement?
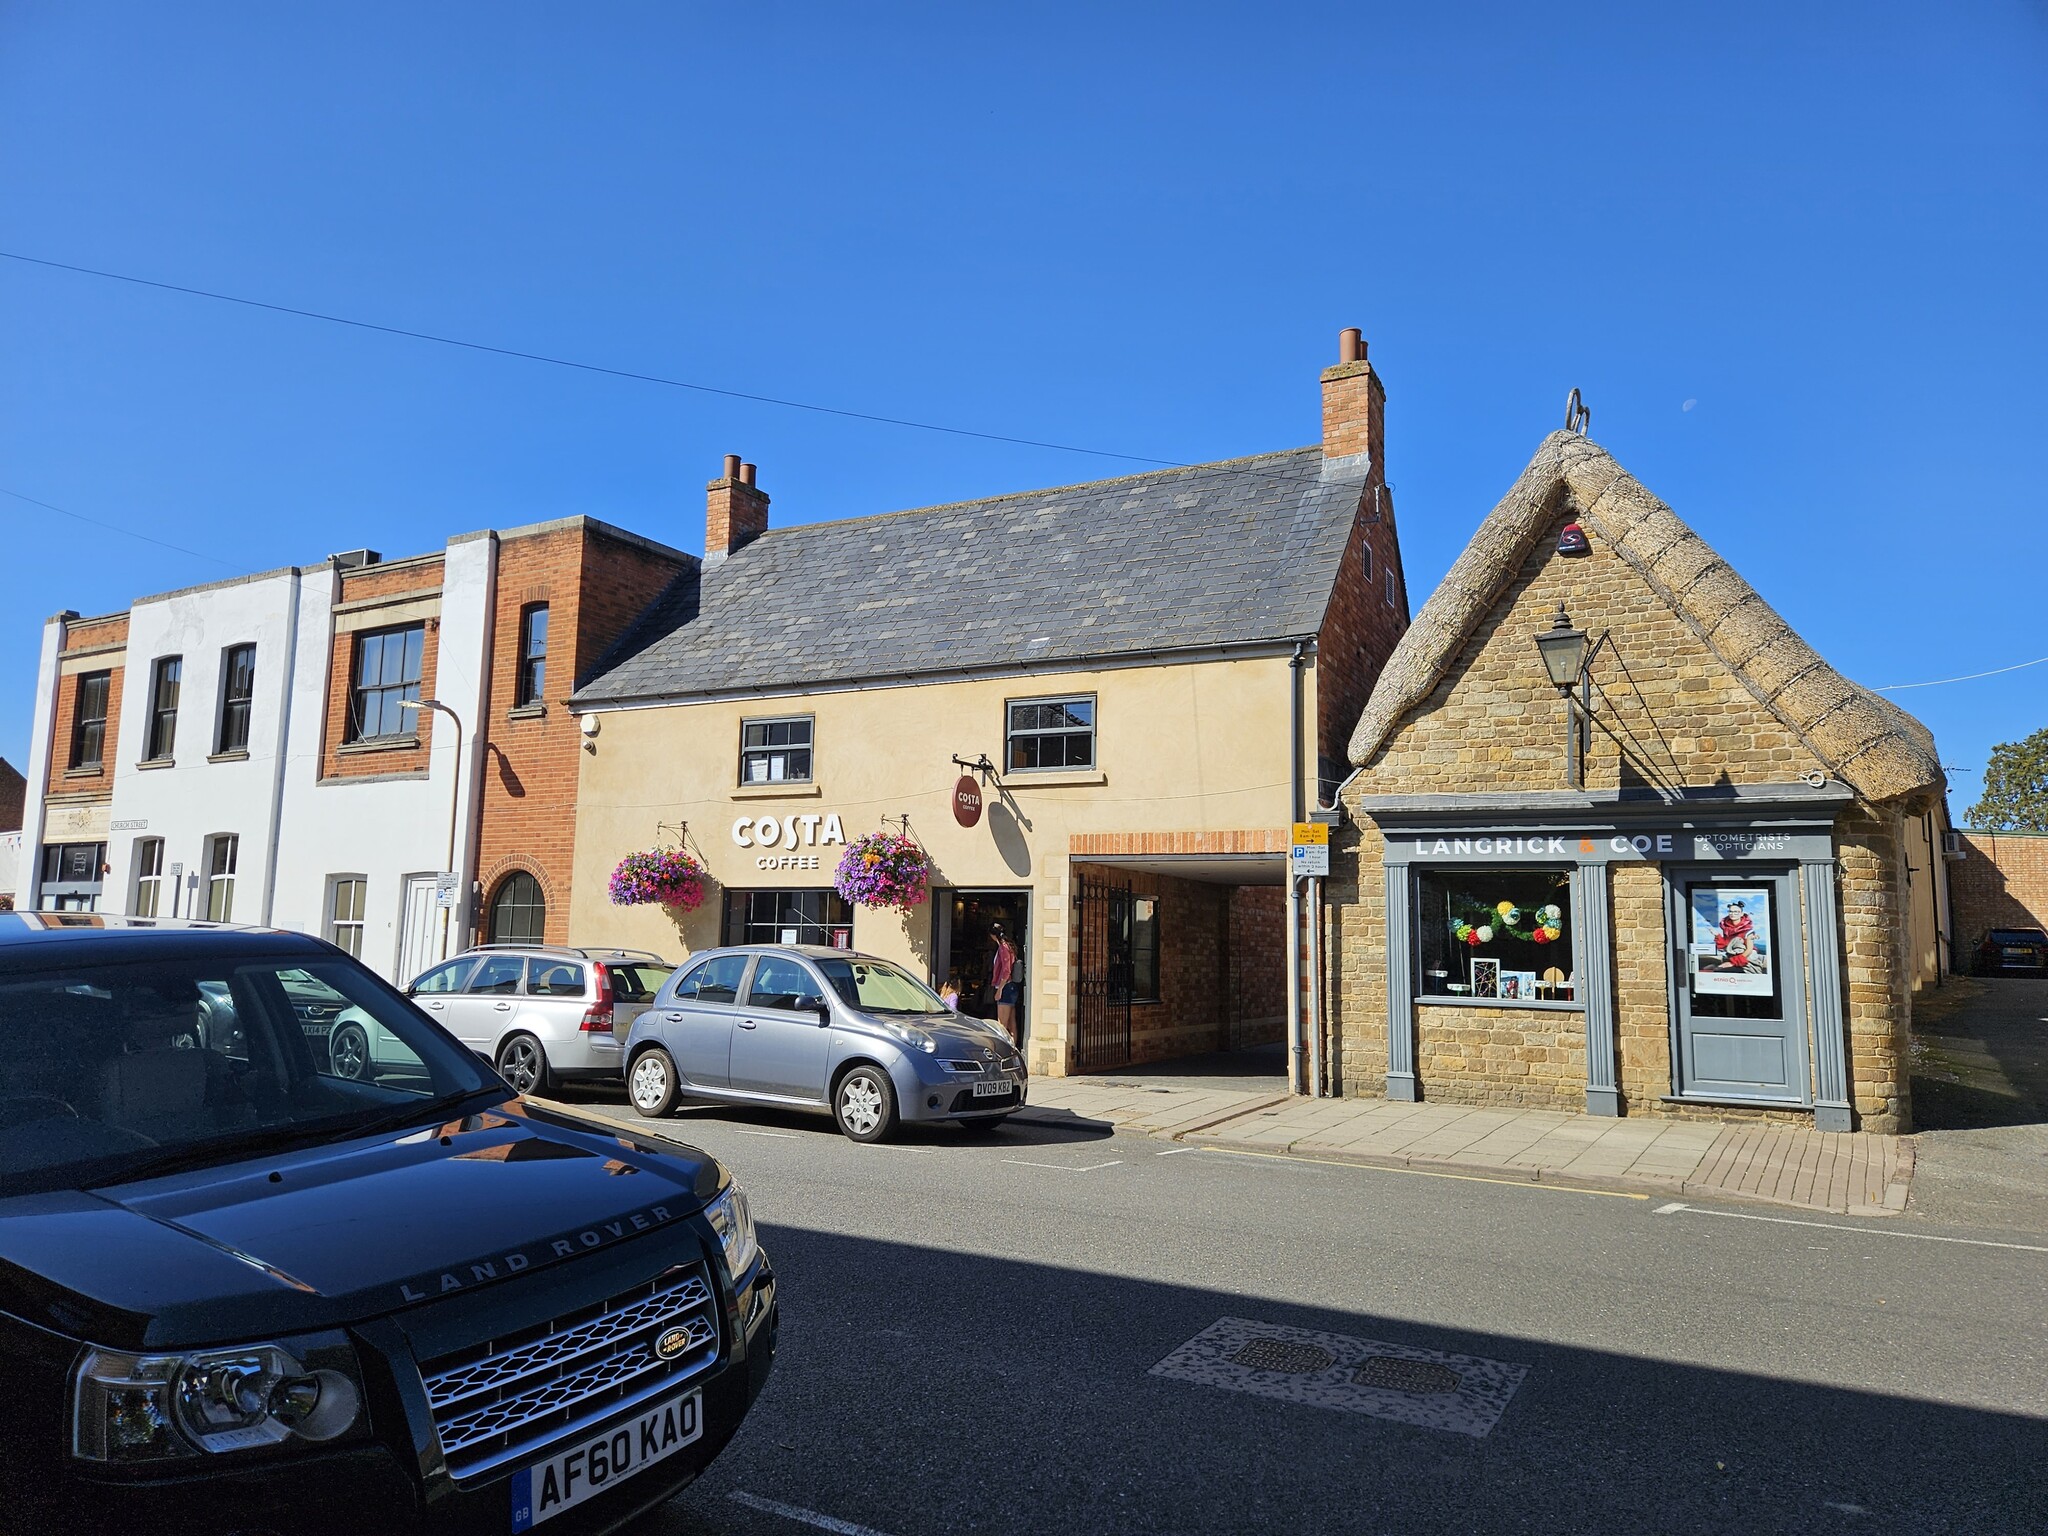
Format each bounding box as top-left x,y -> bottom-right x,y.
1020,1073 -> 1917,1218
536,1089 -> 2048,1536
1906,974 -> 2048,1233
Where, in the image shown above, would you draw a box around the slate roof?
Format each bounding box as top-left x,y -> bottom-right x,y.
575,448 -> 1370,706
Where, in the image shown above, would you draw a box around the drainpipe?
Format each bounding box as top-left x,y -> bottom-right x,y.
1286,643 -> 1307,1095
259,569 -> 302,926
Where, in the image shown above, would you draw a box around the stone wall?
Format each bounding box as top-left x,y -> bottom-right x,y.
1949,829 -> 2048,957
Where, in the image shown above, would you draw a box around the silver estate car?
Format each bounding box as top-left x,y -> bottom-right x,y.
622,946 -> 1027,1142
401,944 -> 675,1094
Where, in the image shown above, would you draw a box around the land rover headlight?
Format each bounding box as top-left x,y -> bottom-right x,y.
73,1341 -> 361,1463
704,1180 -> 759,1279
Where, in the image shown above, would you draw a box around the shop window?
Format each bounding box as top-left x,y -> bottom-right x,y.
217,643 -> 256,754
724,888 -> 851,948
347,624 -> 424,743
1111,891 -> 1161,1003
40,841 -> 106,912
327,875 -> 367,958
489,872 -> 547,944
133,838 -> 166,917
1006,695 -> 1094,772
1415,868 -> 1574,1003
69,670 -> 110,770
146,656 -> 182,761
516,605 -> 548,707
740,716 -> 813,783
205,834 -> 239,923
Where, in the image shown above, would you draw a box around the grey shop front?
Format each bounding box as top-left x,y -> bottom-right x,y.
1365,786 -> 1857,1129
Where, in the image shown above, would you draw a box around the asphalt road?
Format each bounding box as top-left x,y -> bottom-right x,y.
543,1091 -> 2048,1536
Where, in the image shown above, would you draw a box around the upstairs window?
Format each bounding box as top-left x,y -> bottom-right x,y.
347,624 -> 424,743
146,657 -> 182,761
217,643 -> 256,754
516,604 -> 548,707
69,670 -> 110,770
740,716 -> 813,784
1006,695 -> 1094,772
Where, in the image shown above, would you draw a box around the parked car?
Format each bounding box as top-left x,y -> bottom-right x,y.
623,945 -> 1027,1142
1975,927 -> 2048,977
404,944 -> 675,1095
0,912 -> 773,1534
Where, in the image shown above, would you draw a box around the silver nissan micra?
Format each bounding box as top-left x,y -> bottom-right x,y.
622,946 -> 1027,1142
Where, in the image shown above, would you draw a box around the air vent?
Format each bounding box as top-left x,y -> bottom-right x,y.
329,549 -> 383,569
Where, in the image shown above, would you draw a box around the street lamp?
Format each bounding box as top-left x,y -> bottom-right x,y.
399,698 -> 466,958
1533,604 -> 1589,788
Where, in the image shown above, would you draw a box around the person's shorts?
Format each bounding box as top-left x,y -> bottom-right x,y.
998,981 -> 1021,1006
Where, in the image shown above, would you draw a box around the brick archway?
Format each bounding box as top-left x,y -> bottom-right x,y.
479,859 -> 558,946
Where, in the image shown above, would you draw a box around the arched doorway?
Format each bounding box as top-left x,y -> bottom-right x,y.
488,871 -> 546,944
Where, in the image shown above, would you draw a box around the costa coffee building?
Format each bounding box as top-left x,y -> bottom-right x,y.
566,332 -> 1410,1079
1326,429 -> 1950,1132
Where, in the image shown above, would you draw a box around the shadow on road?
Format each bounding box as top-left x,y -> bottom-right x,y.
541,1085 -> 1117,1148
650,1224 -> 2047,1536
1911,976 -> 2048,1131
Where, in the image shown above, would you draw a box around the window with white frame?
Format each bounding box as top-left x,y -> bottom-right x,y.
132,838 -> 166,917
740,716 -> 813,783
327,875 -> 367,957
1006,695 -> 1094,772
347,624 -> 424,742
206,834 -> 239,923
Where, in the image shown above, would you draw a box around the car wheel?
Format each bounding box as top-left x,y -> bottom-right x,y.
629,1048 -> 680,1118
496,1032 -> 553,1096
833,1065 -> 898,1143
329,1022 -> 371,1081
957,1114 -> 1010,1136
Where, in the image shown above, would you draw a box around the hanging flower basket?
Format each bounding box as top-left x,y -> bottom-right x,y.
609,847 -> 708,912
834,831 -> 930,912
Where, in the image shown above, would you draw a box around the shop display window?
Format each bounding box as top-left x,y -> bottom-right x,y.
725,888 -> 852,948
1416,868 -> 1574,1003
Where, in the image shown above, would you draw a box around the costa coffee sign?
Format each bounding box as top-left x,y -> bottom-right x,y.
952,775 -> 984,829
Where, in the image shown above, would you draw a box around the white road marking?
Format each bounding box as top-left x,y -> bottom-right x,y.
1201,1145 -> 1648,1199
1653,1202 -> 1687,1214
1003,1158 -> 1123,1173
1156,1147 -> 1195,1156
1659,1203 -> 2048,1254
728,1490 -> 900,1536
730,1128 -> 800,1139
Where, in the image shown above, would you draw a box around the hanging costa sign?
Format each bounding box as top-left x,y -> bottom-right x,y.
952,775 -> 984,828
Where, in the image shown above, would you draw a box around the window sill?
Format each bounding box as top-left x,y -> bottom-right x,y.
732,781 -> 822,799
134,758 -> 174,772
337,735 -> 420,756
63,765 -> 105,779
1003,769 -> 1105,788
507,702 -> 547,721
208,750 -> 250,764
1415,995 -> 1583,1012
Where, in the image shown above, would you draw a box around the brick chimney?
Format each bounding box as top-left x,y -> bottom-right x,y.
1321,327 -> 1385,468
705,454 -> 769,564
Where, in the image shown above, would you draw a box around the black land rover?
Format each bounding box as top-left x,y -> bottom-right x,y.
0,915 -> 776,1534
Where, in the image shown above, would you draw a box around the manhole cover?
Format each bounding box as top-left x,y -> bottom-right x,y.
1353,1356 -> 1462,1395
1229,1339 -> 1335,1374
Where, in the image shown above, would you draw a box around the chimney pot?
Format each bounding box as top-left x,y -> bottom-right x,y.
739,462 -> 756,487
722,453 -> 741,481
1321,330 -> 1385,465
1339,327 -> 1365,364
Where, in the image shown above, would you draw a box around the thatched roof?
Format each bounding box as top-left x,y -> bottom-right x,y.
1347,432 -> 1944,805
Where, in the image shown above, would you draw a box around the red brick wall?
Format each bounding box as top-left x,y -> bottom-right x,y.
1229,885 -> 1287,1043
46,614 -> 129,797
1315,484 -> 1409,797
0,757 -> 25,833
474,525 -> 690,946
320,560 -> 444,781
1950,831 -> 2048,955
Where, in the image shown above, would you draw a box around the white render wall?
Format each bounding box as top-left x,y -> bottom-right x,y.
269,536 -> 493,981
104,568 -> 303,927
16,616 -> 65,910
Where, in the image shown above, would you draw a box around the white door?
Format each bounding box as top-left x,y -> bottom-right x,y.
397,874 -> 442,987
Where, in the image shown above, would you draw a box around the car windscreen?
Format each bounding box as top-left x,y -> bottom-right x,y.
1988,930 -> 2048,945
816,957 -> 950,1016
0,950 -> 498,1195
610,964 -> 673,1003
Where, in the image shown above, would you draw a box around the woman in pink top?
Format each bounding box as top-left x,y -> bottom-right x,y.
990,922 -> 1020,1046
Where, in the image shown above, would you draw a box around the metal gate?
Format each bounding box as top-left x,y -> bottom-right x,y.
1074,873 -> 1133,1071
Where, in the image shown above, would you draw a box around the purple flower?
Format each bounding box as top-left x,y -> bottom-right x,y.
609,848 -> 708,911
833,832 -> 930,911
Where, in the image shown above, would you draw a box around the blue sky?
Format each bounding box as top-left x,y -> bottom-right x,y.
3,3 -> 2044,811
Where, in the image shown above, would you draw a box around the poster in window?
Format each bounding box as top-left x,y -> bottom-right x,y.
1501,969 -> 1537,1002
1690,887 -> 1773,997
1470,958 -> 1500,999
